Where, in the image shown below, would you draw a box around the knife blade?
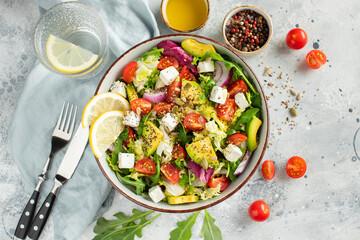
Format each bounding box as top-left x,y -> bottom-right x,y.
26,124 -> 89,240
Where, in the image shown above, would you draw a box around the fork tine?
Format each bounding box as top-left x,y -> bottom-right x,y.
60,102 -> 69,131
64,104 -> 74,133
68,105 -> 77,136
55,102 -> 66,130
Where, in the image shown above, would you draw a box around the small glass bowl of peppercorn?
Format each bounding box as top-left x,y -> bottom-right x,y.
222,6 -> 273,55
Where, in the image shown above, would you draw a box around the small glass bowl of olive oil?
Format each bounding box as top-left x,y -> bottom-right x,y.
161,0 -> 209,33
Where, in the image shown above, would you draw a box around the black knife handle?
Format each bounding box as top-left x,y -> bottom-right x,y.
14,190 -> 40,239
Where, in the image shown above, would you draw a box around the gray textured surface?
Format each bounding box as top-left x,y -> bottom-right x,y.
1,0 -> 360,239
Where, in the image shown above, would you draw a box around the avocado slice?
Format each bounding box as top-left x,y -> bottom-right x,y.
246,116 -> 262,151
126,83 -> 138,102
168,195 -> 199,204
186,137 -> 218,169
181,39 -> 216,57
143,121 -> 163,156
181,80 -> 206,104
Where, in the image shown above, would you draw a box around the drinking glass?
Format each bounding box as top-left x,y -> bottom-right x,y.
34,1 -> 109,79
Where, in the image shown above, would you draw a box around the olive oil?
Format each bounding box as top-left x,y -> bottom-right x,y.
166,0 -> 208,31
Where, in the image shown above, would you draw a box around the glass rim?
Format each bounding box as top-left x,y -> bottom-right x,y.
33,1 -> 109,78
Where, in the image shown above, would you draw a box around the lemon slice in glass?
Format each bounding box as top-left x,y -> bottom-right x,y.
46,34 -> 98,73
90,111 -> 124,158
82,92 -> 130,128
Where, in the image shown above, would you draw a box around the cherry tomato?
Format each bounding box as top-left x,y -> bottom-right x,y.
183,113 -> 206,131
227,80 -> 248,98
306,50 -> 327,69
123,61 -> 138,83
217,99 -> 237,121
157,56 -> 179,70
135,158 -> 156,175
123,127 -> 135,148
208,176 -> 231,191
172,145 -> 187,160
227,133 -> 248,146
286,156 -> 307,178
262,160 -> 275,180
130,98 -> 152,115
166,78 -> 181,103
161,163 -> 180,184
248,200 -> 270,222
154,101 -> 175,115
286,28 -> 308,50
179,65 -> 196,81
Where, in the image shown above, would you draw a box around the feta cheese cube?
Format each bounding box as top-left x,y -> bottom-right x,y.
224,144 -> 243,162
235,93 -> 249,110
118,153 -> 135,168
197,60 -> 215,73
162,113 -> 179,132
159,66 -> 179,85
156,140 -> 172,157
123,111 -> 140,128
148,185 -> 165,203
210,86 -> 228,104
110,81 -> 127,98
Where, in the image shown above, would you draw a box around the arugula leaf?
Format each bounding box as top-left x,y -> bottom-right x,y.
231,108 -> 259,131
169,211 -> 201,240
143,69 -> 160,90
201,209 -> 222,240
175,123 -> 192,146
191,56 -> 200,65
148,154 -> 160,187
93,209 -> 160,240
137,47 -> 163,62
137,109 -> 154,137
201,52 -> 257,93
116,172 -> 146,195
227,161 -> 240,181
199,74 -> 216,101
111,128 -> 129,167
178,173 -> 189,187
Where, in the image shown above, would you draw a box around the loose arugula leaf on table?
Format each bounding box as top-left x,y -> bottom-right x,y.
137,109 -> 154,137
116,172 -> 146,195
93,209 -> 160,240
201,209 -> 222,240
169,211 -> 201,240
148,153 -> 160,187
137,47 -> 163,62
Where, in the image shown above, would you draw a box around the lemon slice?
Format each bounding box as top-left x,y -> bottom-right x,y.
90,111 -> 125,158
46,34 -> 98,73
82,92 -> 130,128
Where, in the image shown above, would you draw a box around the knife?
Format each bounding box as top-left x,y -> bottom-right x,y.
26,124 -> 89,240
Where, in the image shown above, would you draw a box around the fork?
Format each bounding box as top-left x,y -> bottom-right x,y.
14,102 -> 77,240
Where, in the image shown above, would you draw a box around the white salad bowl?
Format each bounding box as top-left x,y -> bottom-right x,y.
95,34 -> 269,213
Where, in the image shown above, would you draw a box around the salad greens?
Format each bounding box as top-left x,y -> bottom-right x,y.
201,210 -> 222,240
169,211 -> 200,240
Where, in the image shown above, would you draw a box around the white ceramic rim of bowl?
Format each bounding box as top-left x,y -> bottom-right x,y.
160,0 -> 210,33
222,5 -> 273,55
95,34 -> 269,213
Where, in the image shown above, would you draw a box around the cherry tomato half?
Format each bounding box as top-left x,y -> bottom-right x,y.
262,160 -> 275,180
227,80 -> 248,98
227,133 -> 248,146
131,98 -> 152,115
183,113 -> 206,131
123,61 -> 138,83
286,28 -> 308,50
157,56 -> 179,70
166,78 -> 181,103
123,127 -> 135,148
306,50 -> 327,69
179,65 -> 196,81
172,145 -> 187,160
248,200 -> 270,222
286,156 -> 307,178
154,101 -> 175,115
161,163 -> 180,184
135,158 -> 156,175
208,176 -> 231,191
217,99 -> 237,121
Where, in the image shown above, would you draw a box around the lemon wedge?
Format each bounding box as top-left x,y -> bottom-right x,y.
46,34 -> 98,73
90,111 -> 125,158
82,92 -> 130,128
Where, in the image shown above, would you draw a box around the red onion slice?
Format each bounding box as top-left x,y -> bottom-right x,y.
214,61 -> 232,87
142,88 -> 166,103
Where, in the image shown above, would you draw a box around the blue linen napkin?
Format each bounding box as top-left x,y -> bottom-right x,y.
9,0 -> 159,239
